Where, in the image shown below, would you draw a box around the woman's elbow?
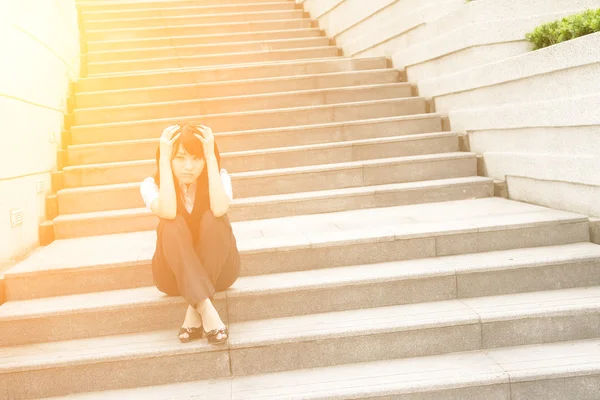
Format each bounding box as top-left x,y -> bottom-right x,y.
211,204 -> 230,217
156,209 -> 177,220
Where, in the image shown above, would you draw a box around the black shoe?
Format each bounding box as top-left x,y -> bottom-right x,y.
204,326 -> 228,344
178,326 -> 203,343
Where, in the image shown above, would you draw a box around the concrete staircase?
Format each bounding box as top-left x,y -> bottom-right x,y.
2,0 -> 600,398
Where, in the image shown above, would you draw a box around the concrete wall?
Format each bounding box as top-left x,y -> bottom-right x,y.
299,0 -> 600,217
0,0 -> 80,269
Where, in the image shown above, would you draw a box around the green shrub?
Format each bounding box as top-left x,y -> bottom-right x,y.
526,8 -> 600,50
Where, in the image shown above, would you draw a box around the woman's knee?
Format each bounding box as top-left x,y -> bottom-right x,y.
199,210 -> 228,234
158,215 -> 187,235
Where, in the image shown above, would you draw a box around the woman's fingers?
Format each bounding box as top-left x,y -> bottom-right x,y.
162,124 -> 180,139
168,131 -> 181,144
193,133 -> 206,143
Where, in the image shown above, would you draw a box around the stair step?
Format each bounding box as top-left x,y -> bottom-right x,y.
81,2 -> 304,30
2,242 -> 599,346
71,98 -> 427,145
85,17 -> 313,42
84,9 -> 304,31
4,198 -> 590,299
2,287 -> 600,397
74,82 -> 412,125
87,36 -> 330,63
62,132 -> 458,189
54,153 -> 480,237
87,45 -> 339,75
82,2 -> 298,23
77,0 -> 288,13
76,56 -> 389,92
75,68 -> 400,109
32,339 -> 600,400
54,176 -> 492,236
87,27 -> 323,52
68,114 -> 442,165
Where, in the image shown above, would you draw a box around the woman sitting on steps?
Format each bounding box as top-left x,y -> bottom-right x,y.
139,123 -> 240,344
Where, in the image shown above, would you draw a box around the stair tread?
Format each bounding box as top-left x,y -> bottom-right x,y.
72,97 -> 423,129
86,17 -> 312,34
67,114 -> 438,152
86,27 -> 321,46
33,338 -> 600,400
55,176 -> 490,213
7,198 -> 587,277
87,55 -> 346,77
75,82 -> 410,112
76,68 -> 395,97
57,154 -> 476,196
82,1 -> 293,16
87,45 -> 338,66
63,132 -> 457,171
78,55 -> 385,81
85,7 -> 302,24
2,242 -> 599,321
87,35 -> 327,57
2,286 -> 600,372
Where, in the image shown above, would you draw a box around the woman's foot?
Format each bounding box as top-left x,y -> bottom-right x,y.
197,298 -> 228,343
179,305 -> 204,343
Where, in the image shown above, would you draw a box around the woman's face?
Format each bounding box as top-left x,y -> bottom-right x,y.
171,144 -> 205,185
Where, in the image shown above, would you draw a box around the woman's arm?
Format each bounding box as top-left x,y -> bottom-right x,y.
195,125 -> 231,217
151,125 -> 180,219
205,155 -> 231,217
152,156 -> 178,219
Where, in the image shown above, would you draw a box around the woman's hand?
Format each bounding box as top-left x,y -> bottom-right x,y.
194,125 -> 215,159
159,124 -> 181,159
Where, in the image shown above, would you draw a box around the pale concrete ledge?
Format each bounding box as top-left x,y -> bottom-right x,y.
450,93 -> 600,190
297,0 -> 344,20
342,0 -> 462,58
449,93 -> 600,133
419,33 -> 600,103
391,11 -> 583,73
506,176 -> 600,219
424,0 -> 600,40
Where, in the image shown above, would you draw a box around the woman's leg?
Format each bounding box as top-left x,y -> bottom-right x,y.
154,215 -> 217,307
193,211 -> 241,340
195,211 -> 241,291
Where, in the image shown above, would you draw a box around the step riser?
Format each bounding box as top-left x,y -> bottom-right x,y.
78,0 -> 288,13
84,10 -> 304,31
1,350 -> 231,400
76,57 -> 388,92
85,18 -> 312,42
55,172 -> 482,238
76,70 -> 399,109
230,310 -> 600,377
55,160 -> 479,238
62,135 -> 457,190
68,116 -> 442,165
11,246 -> 600,348
228,180 -> 493,224
87,37 -> 330,63
7,220 -> 589,299
4,309 -> 599,398
87,28 -> 322,52
87,46 -> 338,75
0,298 -> 227,347
82,3 -> 297,21
59,155 -> 475,217
71,99 -> 427,145
74,85 -> 411,126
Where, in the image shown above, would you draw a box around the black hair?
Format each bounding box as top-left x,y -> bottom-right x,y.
154,123 -> 221,187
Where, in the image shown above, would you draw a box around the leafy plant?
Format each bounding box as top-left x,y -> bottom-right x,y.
526,8 -> 600,50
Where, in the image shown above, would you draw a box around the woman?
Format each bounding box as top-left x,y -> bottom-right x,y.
140,123 -> 240,344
